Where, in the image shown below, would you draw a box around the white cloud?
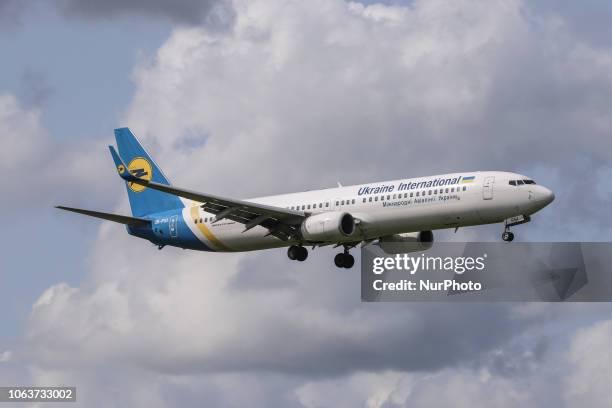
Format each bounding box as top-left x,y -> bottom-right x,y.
0,92 -> 116,212
0,93 -> 46,172
0,350 -> 11,363
564,319 -> 612,407
295,368 -> 535,408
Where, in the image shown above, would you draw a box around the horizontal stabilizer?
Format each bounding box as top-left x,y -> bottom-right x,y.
55,206 -> 151,227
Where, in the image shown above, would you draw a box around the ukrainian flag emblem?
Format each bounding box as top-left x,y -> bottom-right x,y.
461,176 -> 475,183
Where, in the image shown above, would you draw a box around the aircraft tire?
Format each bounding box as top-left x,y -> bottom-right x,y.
287,245 -> 299,260
343,254 -> 355,269
296,246 -> 308,261
334,253 -> 346,268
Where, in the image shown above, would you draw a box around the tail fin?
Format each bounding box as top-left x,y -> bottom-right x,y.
113,128 -> 183,217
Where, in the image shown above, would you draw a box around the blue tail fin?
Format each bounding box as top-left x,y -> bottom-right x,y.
113,128 -> 184,217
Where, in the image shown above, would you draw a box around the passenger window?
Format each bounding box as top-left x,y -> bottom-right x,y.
434,189 -> 437,194
463,186 -> 467,191
369,197 -> 373,202
387,195 -> 390,200
416,192 -> 420,197
362,198 -> 366,203
381,196 -> 384,201
375,196 -> 378,201
445,188 -> 449,193
428,190 -> 432,195
404,193 -> 408,198
410,192 -> 413,198
335,201 -> 339,206
325,202 -> 329,207
352,199 -> 355,204
451,187 -> 454,192
393,194 -> 397,199
301,205 -> 305,210
509,180 -> 516,186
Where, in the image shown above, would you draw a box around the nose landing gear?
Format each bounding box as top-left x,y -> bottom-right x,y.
501,215 -> 531,242
287,245 -> 308,262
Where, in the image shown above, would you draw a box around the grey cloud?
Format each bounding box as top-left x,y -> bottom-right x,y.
529,0 -> 612,48
19,69 -> 54,108
0,0 -> 24,25
56,0 -> 235,27
23,241 -> 552,379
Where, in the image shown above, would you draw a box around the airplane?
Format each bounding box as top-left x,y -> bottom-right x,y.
57,128 -> 555,269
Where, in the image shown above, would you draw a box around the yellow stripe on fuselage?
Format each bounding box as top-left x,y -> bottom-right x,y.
190,206 -> 231,251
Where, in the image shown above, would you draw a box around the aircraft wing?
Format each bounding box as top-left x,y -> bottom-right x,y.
109,146 -> 305,240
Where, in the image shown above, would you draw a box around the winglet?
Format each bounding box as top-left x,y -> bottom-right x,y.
109,145 -> 136,182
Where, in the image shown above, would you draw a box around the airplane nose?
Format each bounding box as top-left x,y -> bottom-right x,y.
540,187 -> 555,206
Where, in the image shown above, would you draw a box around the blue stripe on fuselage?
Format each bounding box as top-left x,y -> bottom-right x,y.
126,208 -> 213,251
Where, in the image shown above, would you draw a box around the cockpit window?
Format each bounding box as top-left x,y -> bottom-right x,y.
509,180 -> 516,186
524,179 -> 536,185
516,180 -> 525,185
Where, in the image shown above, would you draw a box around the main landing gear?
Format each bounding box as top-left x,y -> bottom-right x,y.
287,245 -> 308,262
334,249 -> 355,269
287,244 -> 355,268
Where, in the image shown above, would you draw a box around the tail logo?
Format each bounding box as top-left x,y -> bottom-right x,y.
127,157 -> 153,193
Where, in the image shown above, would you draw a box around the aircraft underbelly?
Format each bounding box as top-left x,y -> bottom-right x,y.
363,201 -> 480,236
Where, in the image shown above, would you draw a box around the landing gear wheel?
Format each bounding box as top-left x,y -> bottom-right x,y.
502,231 -> 514,242
288,245 -> 298,260
296,246 -> 308,261
334,253 -> 346,268
343,253 -> 355,269
288,245 -> 308,261
334,253 -> 355,269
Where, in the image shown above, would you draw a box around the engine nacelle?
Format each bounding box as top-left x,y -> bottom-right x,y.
301,212 -> 356,242
378,231 -> 434,254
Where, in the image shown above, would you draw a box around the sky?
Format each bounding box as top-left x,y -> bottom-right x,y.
1,0 -> 612,406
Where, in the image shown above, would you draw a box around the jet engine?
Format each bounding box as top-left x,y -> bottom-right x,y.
378,231 -> 434,254
301,212 -> 356,242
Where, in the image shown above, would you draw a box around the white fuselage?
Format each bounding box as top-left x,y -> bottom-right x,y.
182,171 -> 555,252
